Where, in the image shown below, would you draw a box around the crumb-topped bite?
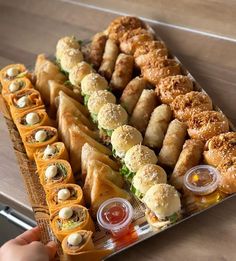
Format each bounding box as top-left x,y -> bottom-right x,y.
69,61 -> 93,87
60,48 -> 84,73
56,36 -> 81,61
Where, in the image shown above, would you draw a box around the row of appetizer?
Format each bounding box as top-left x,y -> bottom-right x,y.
0,67 -> 111,259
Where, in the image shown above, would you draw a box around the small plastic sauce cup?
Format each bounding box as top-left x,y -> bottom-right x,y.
97,198 -> 133,238
184,165 -> 220,196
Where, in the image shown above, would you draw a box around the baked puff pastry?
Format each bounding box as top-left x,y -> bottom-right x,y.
203,132 -> 236,167
171,91 -> 213,122
133,40 -> 167,58
188,111 -> 229,141
156,75 -> 193,104
217,156 -> 236,194
106,16 -> 146,43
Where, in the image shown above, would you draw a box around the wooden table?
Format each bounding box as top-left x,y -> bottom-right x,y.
0,0 -> 236,260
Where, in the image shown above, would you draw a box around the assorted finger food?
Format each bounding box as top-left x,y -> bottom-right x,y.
1,15 -> 236,260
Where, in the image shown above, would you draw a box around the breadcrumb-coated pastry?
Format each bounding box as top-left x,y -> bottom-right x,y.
217,156 -> 236,194
156,75 -> 193,104
56,36 -> 81,61
203,132 -> 236,167
81,73 -> 108,96
170,139 -> 204,189
90,32 -> 107,69
188,111 -> 229,141
110,53 -> 134,92
107,16 -> 146,42
60,48 -> 83,73
171,91 -> 213,122
69,62 -> 93,87
134,40 -> 167,58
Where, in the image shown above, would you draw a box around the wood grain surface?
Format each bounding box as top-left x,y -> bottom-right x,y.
0,0 -> 236,260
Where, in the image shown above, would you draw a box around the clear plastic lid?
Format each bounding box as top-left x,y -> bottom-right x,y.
97,198 -> 133,232
184,165 -> 220,196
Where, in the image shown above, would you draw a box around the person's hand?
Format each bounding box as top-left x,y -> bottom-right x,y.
0,226 -> 57,261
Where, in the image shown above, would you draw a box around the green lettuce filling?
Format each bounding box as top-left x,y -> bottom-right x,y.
168,212 -> 179,223
120,164 -> 135,182
130,184 -> 143,199
91,113 -> 98,123
83,94 -> 90,106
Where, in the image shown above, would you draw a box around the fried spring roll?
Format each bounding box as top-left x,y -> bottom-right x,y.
22,126 -> 58,160
39,159 -> 74,191
15,108 -> 52,138
158,119 -> 187,168
129,89 -> 158,134
50,204 -> 95,242
144,104 -> 172,149
90,32 -> 107,69
34,142 -> 69,169
110,53 -> 134,92
170,139 -> 204,189
98,39 -> 119,80
46,183 -> 84,214
120,76 -> 147,114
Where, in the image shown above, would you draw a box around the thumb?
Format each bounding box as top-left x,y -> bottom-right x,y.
45,241 -> 57,260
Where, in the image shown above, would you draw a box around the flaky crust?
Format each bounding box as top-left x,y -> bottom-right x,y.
171,91 -> 213,122
156,75 -> 193,104
134,40 -> 167,58
188,111 -> 229,141
135,49 -> 168,68
217,156 -> 236,194
203,132 -> 236,167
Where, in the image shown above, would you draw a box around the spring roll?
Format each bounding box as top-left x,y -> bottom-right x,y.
69,126 -> 111,174
46,183 -> 84,214
15,108 -> 52,138
120,76 -> 147,114
129,89 -> 158,134
22,126 -> 58,160
50,204 -> 95,242
81,143 -> 119,180
158,119 -> 187,168
170,139 -> 204,189
9,89 -> 44,122
2,77 -> 33,105
144,104 -> 172,149
110,53 -> 134,92
34,142 -> 69,169
90,32 -> 107,69
62,230 -> 94,255
98,39 -> 119,80
39,159 -> 74,191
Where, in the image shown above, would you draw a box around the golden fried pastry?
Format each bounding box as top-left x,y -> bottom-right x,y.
188,111 -> 229,141
129,89 -> 158,134
171,91 -> 213,122
90,32 -> 107,69
170,139 -> 204,189
110,53 -> 134,92
107,16 -> 146,42
156,75 -> 193,104
141,59 -> 181,85
133,40 -> 167,58
135,49 -> 168,68
203,132 -> 236,167
217,156 -> 236,194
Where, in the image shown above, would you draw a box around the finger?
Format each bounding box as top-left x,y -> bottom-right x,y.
45,241 -> 57,260
14,226 -> 41,245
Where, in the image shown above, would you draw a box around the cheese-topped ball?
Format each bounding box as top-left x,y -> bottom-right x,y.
124,145 -> 157,173
58,188 -> 71,201
17,96 -> 29,108
67,233 -> 83,246
35,130 -> 47,142
143,184 -> 181,220
56,36 -> 81,61
60,48 -> 83,73
43,145 -> 56,158
69,62 -> 93,87
59,207 -> 73,219
45,165 -> 58,179
132,164 -> 167,195
25,112 -> 40,125
9,81 -> 21,93
81,73 -> 108,96
111,125 -> 143,158
87,90 -> 116,115
97,103 -> 128,131
6,67 -> 19,77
